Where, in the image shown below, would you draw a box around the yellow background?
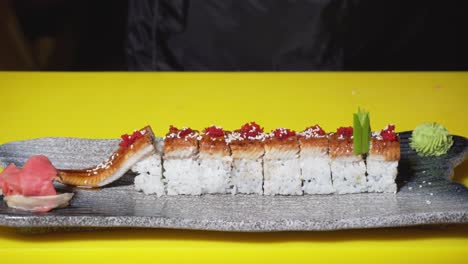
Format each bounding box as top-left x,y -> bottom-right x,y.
0,72 -> 467,263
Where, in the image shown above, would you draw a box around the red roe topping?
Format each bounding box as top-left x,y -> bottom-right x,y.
272,128 -> 296,140
236,122 -> 264,138
169,125 -> 193,138
169,125 -> 179,134
310,125 -> 326,136
300,124 -> 326,138
336,126 -> 353,138
204,125 -> 224,137
380,124 -> 397,141
119,130 -> 144,149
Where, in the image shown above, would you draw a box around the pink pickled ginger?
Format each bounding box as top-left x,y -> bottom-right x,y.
0,164 -> 22,196
0,155 -> 57,196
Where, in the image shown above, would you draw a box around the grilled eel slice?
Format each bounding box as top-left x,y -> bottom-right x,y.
56,126 -> 156,187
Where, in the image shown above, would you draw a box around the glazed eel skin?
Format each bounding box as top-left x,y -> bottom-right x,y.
56,126 -> 156,187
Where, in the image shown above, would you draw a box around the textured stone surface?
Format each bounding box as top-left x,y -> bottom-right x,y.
0,132 -> 467,232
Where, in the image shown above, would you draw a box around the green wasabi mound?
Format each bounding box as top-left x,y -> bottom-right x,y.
410,123 -> 453,156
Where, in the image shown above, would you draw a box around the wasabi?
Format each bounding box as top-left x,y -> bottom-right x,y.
410,123 -> 453,156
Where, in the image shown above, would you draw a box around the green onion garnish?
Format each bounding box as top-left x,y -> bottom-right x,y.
353,107 -> 371,155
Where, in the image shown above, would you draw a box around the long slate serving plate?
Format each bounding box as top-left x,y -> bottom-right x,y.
0,132 -> 467,232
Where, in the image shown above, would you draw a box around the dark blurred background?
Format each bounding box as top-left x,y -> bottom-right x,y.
1,0 -> 467,71
0,0 -> 127,70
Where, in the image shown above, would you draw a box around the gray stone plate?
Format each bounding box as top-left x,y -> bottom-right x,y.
0,132 -> 467,232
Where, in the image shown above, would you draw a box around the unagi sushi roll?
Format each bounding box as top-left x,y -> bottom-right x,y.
329,127 -> 367,194
163,126 -> 202,195
228,122 -> 265,194
298,125 -> 334,194
198,125 -> 232,194
366,125 -> 400,193
132,137 -> 165,196
263,128 -> 302,195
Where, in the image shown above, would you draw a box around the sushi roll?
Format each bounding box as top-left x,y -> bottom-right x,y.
132,137 -> 165,196
198,125 -> 232,194
298,125 -> 334,194
228,122 -> 266,194
329,127 -> 367,194
163,126 -> 202,195
366,125 -> 400,193
263,128 -> 302,195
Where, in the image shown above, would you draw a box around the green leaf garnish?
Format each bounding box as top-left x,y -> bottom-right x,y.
353,107 -> 371,155
353,113 -> 362,154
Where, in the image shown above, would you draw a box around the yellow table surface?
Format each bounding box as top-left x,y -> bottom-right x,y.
0,72 -> 467,263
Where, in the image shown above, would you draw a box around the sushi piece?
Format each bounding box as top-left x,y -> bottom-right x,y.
329,127 -> 367,194
263,128 -> 302,195
132,137 -> 164,196
163,126 -> 202,195
198,125 -> 232,194
298,125 -> 334,194
366,125 -> 400,193
57,126 -> 156,187
227,122 -> 265,194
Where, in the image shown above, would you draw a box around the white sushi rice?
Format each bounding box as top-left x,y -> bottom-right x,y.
164,158 -> 202,195
129,136 -> 397,196
300,157 -> 334,194
131,154 -> 165,196
231,159 -> 263,194
264,159 -> 302,195
198,157 -> 232,194
366,158 -> 398,193
331,157 -> 367,194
